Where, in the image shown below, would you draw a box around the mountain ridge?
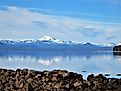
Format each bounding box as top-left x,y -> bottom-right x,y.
0,36 -> 115,51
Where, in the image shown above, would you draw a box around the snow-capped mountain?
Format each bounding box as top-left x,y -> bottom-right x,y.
0,36 -> 114,51
104,43 -> 116,47
117,42 -> 121,46
38,36 -> 64,44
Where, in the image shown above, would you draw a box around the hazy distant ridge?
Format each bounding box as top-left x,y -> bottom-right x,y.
0,36 -> 114,51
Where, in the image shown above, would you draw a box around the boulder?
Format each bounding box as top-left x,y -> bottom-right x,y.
113,45 -> 121,55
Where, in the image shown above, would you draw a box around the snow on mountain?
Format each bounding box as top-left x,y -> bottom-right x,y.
82,42 -> 94,46
39,36 -> 55,41
0,39 -> 14,44
38,36 -> 64,44
104,43 -> 116,47
0,36 -> 115,51
0,39 -> 37,44
0,36 -> 101,46
117,42 -> 121,45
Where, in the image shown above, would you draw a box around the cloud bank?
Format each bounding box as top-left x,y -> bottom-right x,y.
0,6 -> 121,44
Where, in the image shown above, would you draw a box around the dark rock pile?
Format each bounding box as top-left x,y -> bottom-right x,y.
0,68 -> 121,91
113,45 -> 121,55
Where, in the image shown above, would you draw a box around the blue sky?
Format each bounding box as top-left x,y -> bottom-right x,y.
0,0 -> 121,44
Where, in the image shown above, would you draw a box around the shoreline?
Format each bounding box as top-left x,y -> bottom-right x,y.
0,68 -> 121,91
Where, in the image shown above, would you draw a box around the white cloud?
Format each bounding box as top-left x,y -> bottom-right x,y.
8,6 -> 17,10
0,6 -> 121,44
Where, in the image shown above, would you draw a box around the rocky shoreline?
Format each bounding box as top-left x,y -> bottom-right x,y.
0,68 -> 121,91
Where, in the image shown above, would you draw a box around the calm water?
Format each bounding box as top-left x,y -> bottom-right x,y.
0,50 -> 121,79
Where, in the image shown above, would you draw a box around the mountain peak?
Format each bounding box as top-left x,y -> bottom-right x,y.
38,36 -> 64,44
83,42 -> 93,45
39,36 -> 55,41
39,35 -> 56,41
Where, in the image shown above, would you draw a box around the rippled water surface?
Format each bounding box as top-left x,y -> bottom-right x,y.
0,50 -> 121,79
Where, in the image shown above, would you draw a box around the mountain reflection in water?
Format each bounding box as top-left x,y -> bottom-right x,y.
0,50 -> 121,79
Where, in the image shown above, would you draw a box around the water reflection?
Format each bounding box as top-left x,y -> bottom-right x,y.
113,51 -> 121,56
0,55 -> 61,66
38,57 -> 61,66
0,50 -> 121,79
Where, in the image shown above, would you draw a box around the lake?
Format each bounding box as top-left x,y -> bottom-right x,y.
0,50 -> 121,79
